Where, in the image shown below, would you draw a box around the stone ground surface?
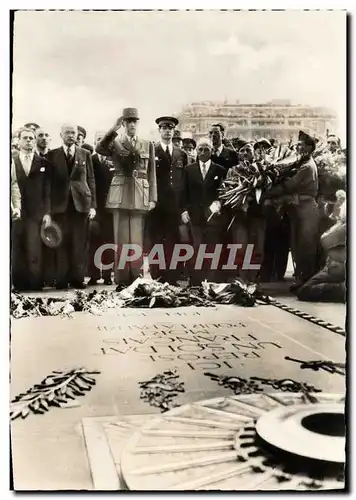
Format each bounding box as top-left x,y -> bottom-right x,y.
10,278 -> 346,491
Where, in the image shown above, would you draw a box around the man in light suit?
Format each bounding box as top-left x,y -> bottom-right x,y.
47,124 -> 96,289
96,108 -> 157,286
11,127 -> 51,291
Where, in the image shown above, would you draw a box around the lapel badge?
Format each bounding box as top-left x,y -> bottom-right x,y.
40,167 -> 45,172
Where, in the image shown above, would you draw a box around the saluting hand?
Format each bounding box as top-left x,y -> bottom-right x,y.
112,116 -> 124,132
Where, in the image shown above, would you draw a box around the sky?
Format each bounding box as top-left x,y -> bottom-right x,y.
12,10 -> 347,146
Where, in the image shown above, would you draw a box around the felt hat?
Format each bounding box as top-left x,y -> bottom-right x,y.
182,138 -> 197,149
254,138 -> 272,150
41,221 -> 62,249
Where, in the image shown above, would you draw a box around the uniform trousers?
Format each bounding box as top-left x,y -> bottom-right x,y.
146,206 -> 182,284
297,257 -> 345,302
113,209 -> 145,285
287,199 -> 319,284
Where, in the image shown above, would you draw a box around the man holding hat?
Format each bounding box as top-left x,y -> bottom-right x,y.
47,123 -> 96,289
265,130 -> 319,291
87,131 -> 115,286
146,116 -> 187,284
96,108 -> 157,286
182,138 -> 197,164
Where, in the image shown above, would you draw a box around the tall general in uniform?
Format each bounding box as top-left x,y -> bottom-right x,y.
96,108 -> 157,286
146,116 -> 188,284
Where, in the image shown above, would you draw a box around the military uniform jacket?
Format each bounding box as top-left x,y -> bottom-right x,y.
266,155 -> 318,200
154,143 -> 188,216
96,130 -> 157,212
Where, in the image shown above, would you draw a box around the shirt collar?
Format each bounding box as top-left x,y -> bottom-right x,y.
126,135 -> 137,143
161,141 -> 173,153
19,151 -> 34,159
215,144 -> 224,155
199,159 -> 211,169
63,144 -> 75,155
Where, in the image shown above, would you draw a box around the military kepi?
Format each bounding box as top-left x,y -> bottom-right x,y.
155,116 -> 179,127
298,130 -> 316,150
122,108 -> 139,121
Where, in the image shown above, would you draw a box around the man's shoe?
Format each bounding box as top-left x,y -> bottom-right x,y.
290,282 -> 302,293
56,282 -> 69,290
103,278 -> 113,286
87,278 -> 98,286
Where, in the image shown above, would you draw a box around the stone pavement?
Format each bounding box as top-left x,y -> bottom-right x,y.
10,282 -> 346,490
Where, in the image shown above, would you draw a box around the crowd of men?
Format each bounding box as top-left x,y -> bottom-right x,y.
11,110 -> 346,300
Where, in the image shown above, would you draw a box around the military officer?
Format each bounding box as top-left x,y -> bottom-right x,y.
96,108 -> 157,286
265,130 -> 319,292
182,138 -> 197,164
146,116 -> 188,284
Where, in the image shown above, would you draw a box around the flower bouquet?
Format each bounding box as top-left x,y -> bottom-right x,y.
218,147 -> 301,227
313,142 -> 346,201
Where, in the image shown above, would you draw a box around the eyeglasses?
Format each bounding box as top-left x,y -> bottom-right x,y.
198,147 -> 211,153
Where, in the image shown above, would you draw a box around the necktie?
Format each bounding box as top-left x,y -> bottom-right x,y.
24,154 -> 31,175
131,137 -> 136,148
201,162 -> 207,179
67,147 -> 72,161
166,146 -> 171,162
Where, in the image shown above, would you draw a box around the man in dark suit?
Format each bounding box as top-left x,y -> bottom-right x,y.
180,139 -> 226,285
87,131 -> 115,286
35,127 -> 55,286
11,127 -> 51,291
47,124 -> 96,289
146,116 -> 188,284
209,123 -> 239,174
182,138 -> 197,164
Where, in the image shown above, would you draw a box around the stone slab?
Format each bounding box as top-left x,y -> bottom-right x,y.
10,303 -> 346,490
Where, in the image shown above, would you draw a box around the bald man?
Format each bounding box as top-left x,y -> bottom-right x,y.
47,124 -> 96,289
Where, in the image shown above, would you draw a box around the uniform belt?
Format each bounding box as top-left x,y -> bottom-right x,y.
115,170 -> 147,179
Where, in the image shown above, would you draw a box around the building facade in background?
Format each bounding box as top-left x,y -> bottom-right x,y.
176,100 -> 337,143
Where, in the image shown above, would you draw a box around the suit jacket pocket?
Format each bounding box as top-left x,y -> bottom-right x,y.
142,179 -> 149,207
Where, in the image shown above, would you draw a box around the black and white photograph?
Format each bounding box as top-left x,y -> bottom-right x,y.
9,8 -> 347,491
